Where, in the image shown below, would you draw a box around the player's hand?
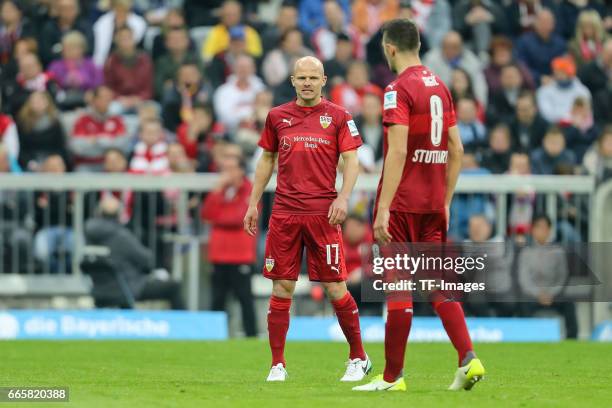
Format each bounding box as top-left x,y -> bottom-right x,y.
373,207 -> 392,245
243,205 -> 258,236
328,196 -> 348,225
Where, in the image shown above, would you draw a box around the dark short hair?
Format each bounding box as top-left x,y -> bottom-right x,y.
381,18 -> 420,52
532,213 -> 552,228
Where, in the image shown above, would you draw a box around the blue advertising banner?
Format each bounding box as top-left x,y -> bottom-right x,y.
0,310 -> 228,340
287,317 -> 561,342
591,321 -> 612,341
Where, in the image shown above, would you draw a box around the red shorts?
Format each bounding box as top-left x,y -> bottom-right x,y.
381,211 -> 448,289
262,213 -> 347,282
388,210 -> 447,243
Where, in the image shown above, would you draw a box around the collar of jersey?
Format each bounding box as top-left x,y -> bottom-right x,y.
398,64 -> 426,78
292,98 -> 327,114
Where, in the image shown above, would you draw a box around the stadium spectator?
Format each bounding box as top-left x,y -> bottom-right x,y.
0,110 -> 19,170
7,52 -> 58,116
202,155 -> 258,337
33,154 -> 74,273
167,142 -> 194,173
38,0 -> 93,65
129,119 -> 169,174
536,56 -> 591,124
456,97 -> 487,154
515,8 -> 566,84
563,97 -> 599,162
342,213 -> 378,315
518,214 -> 577,339
311,0 -> 362,61
162,62 -> 212,132
103,25 -> 153,114
351,0 -> 399,38
48,31 -> 103,110
154,26 -> 201,100
582,126 -> 612,184
176,104 -> 224,171
261,1 -> 298,53
82,148 -> 130,222
262,28 -> 311,87
213,54 -> 265,132
70,85 -> 130,172
364,0 -> 431,89
483,36 -> 535,94
92,0 -> 147,66
480,124 -> 513,174
324,33 -> 354,87
568,10 -> 608,68
354,92 -> 384,162
235,90 -> 273,158
206,25 -> 250,90
330,61 -> 382,116
507,152 -> 534,236
487,64 -> 529,126
0,0 -> 34,65
16,91 -> 69,171
298,0 -> 351,36
452,0 -> 507,56
509,91 -> 549,151
150,8 -> 194,62
84,195 -> 185,309
530,127 -> 576,175
0,36 -> 37,102
577,38 -> 612,96
449,68 -> 484,120
449,152 -> 493,241
464,214 -> 515,317
201,0 -> 262,61
407,0 -> 452,50
556,0 -> 606,41
504,0 -> 558,37
423,31 -> 488,105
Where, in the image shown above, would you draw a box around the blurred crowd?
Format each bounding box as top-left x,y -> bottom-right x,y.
0,0 -> 610,329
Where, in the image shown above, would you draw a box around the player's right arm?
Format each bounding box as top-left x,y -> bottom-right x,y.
444,125 -> 464,230
373,124 -> 409,245
244,150 -> 277,236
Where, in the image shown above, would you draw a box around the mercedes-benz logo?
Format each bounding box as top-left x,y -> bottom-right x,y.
280,136 -> 292,151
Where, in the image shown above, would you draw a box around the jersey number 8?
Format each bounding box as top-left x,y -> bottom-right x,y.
430,95 -> 443,147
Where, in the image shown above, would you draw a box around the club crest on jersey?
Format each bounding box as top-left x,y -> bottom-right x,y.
265,258 -> 275,272
320,115 -> 332,129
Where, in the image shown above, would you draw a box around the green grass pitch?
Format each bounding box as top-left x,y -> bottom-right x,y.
1,340 -> 612,407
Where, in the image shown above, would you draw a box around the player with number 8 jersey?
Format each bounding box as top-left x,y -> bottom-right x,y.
353,19 -> 485,393
244,56 -> 372,383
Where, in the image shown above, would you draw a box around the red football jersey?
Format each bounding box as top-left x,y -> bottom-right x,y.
376,65 -> 457,213
259,99 -> 362,215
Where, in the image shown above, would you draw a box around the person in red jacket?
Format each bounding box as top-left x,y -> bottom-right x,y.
201,154 -> 258,337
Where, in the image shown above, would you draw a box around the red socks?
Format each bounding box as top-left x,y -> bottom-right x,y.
331,292 -> 366,360
268,295 -> 291,367
433,301 -> 473,366
383,301 -> 413,382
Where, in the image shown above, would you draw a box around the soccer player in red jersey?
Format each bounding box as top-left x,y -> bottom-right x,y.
243,56 -> 372,382
353,19 -> 486,392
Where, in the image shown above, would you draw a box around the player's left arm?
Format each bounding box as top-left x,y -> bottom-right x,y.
444,125 -> 464,229
329,149 -> 359,225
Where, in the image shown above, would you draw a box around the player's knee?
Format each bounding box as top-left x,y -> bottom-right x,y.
272,280 -> 295,298
321,281 -> 347,301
